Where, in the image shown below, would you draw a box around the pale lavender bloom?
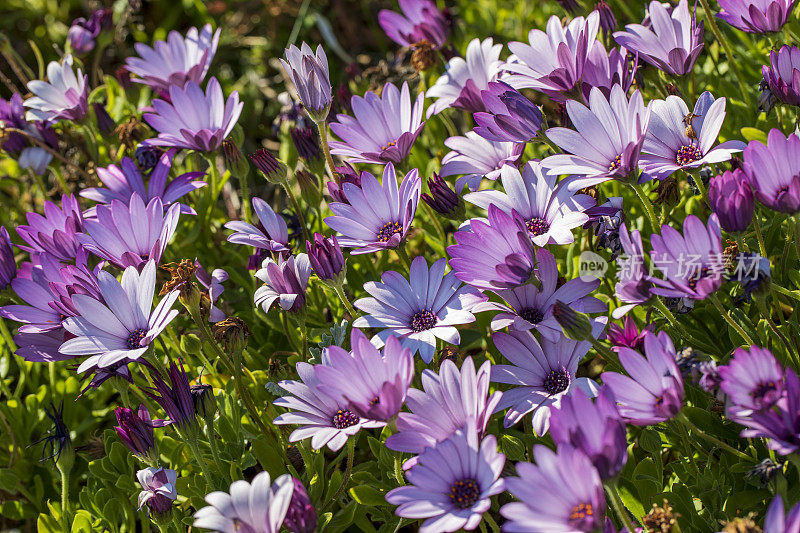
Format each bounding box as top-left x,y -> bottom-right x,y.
640,91 -> 745,180
193,472 -> 294,533
544,86 -> 651,190
439,131 -> 524,191
0,261 -> 70,336
225,197 -> 290,252
491,322 -> 605,435
464,161 -> 594,246
137,467 -> 178,516
583,46 -> 639,101
274,361 -> 385,451
24,54 -> 88,122
385,427 -> 505,533
195,260 -> 228,323
77,193 -> 180,269
473,82 -> 543,143
352,256 -> 486,363
742,129 -> 800,214
378,0 -> 450,49
474,248 -> 606,339
426,38 -> 503,116
329,81 -> 424,165
280,43 -> 332,120
16,194 -> 84,261
325,164 -> 421,254
613,222 -> 655,318
143,77 -> 243,152
254,254 -> 312,314
613,0 -> 704,76
60,260 -> 179,373
717,0 -> 796,33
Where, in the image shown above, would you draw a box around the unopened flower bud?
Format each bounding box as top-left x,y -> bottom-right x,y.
306,233 -> 345,284
421,172 -> 464,220
284,478 -> 317,533
250,149 -> 287,184
190,383 -> 217,419
296,169 -> 322,206
93,102 -> 116,135
595,1 -> 617,33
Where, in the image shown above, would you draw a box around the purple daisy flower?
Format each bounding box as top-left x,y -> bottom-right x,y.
447,205 -> 537,291
738,368 -> 800,456
606,315 -> 650,351
77,194 -> 180,269
544,86 -> 651,191
274,361 -> 385,451
613,0 -> 704,76
0,93 -> 58,175
762,45 -> 800,107
385,426 -> 505,533
473,81 -> 543,143
114,404 -> 160,460
125,24 -> 219,95
0,226 -> 15,290
44,251 -> 104,320
378,0 -> 450,49
82,149 -> 206,216
649,214 -> 723,300
194,260 -> 227,323
464,160 -> 594,246
324,164 -> 421,254
762,495 -> 800,532
314,329 -> 414,422
474,248 -> 606,338
385,357 -> 502,462
613,222 -> 655,318
59,260 -> 180,373
719,346 -> 784,416
717,0 -> 796,33
640,91 -> 745,180
284,478 -> 316,533
16,194 -> 84,262
352,256 -> 486,363
329,81 -> 425,165
439,131 -> 524,191
502,12 -> 603,102
254,254 -> 312,314
708,169 -> 754,232
281,43 -> 332,121
491,323 -> 605,434
0,261 -> 69,335
225,197 -> 290,252
550,387 -> 628,480
583,46 -> 639,102
13,330 -> 71,363
194,472 -> 294,533
147,359 -> 199,430
24,54 -> 88,122
143,77 -> 243,152
137,467 -> 178,517
426,38 -> 503,116
742,129 -> 800,214
501,445 -> 606,532
601,331 -> 684,425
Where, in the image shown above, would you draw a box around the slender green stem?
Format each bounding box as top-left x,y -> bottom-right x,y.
756,299 -> 799,367
172,512 -> 185,533
693,173 -> 708,205
393,454 -> 405,486
333,283 -> 358,319
483,513 -> 500,533
753,216 -> 768,257
605,480 -> 637,533
206,416 -> 230,484
698,0 -> 752,106
709,294 -> 755,346
240,169 -> 252,223
315,119 -> 337,181
186,436 -> 216,490
282,180 -> 311,244
396,246 -> 412,273
794,215 -> 800,266
423,203 -> 447,247
323,437 -> 355,511
734,232 -> 747,252
630,183 -> 660,234
59,465 -> 70,530
677,412 -> 755,462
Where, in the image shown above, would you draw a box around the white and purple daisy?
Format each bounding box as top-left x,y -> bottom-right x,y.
225,197 -> 290,253
24,54 -> 88,122
254,254 -> 312,314
439,131 -> 524,192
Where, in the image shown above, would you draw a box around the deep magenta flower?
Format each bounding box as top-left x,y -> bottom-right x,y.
601,331 -> 684,425
281,43 -> 332,121
16,194 -> 84,261
254,254 -> 312,314
738,368 -> 800,456
544,86 -> 650,190
613,0 -> 704,76
708,169 -> 754,232
607,315 -> 650,351
439,131 -> 524,191
649,214 -> 723,300
0,227 -> 15,290
114,404 -> 160,459
719,346 -> 785,416
137,467 -> 177,516
314,329 -> 414,422
78,194 -> 180,269
225,197 -> 290,252
325,164 -> 421,254
613,222 -> 655,318
329,81 -> 424,165
762,46 -> 800,107
284,478 -> 316,533
427,38 -> 503,116
147,360 -> 199,430
473,81 -> 543,143
125,24 -> 219,94
385,427 -> 505,533
717,0 -> 796,33
24,54 -> 88,122
501,445 -> 606,532
306,233 -> 345,283
742,129 -> 800,214
144,78 -> 243,152
378,0 -> 450,48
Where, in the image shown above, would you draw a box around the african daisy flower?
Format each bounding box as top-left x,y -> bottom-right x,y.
254,254 -> 312,314
439,131 -> 524,191
464,161 -> 594,246
0,227 -> 14,290
426,37 -> 503,116
613,222 -> 655,318
474,247 -> 606,339
225,197 -> 290,252
640,91 -> 745,180
60,260 -> 180,373
737,367 -> 800,456
194,472 -> 294,533
378,0 -> 450,49
601,331 -> 684,425
16,194 -> 84,261
274,361 -> 385,451
77,194 -> 180,269
137,467 -> 178,517
473,81 -> 543,143
719,346 -> 785,416
329,81 -> 425,165
125,24 -> 219,94
0,93 -> 58,175
24,54 -> 88,122
0,261 -> 69,335
143,77 -> 243,152
491,322 -> 605,434
544,85 -> 650,191
324,164 -> 421,254
717,0 -> 796,33
613,0 -> 704,76
761,45 -> 800,107
314,329 -> 414,422
281,43 -> 332,121
352,256 -> 486,363
385,426 -> 505,533
742,129 -> 800,214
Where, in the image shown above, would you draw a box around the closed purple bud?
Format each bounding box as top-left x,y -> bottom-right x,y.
708,169 -> 754,233
421,172 -> 464,219
249,149 -> 287,184
329,164 -> 365,204
595,1 -> 617,33
68,19 -> 96,55
134,145 -> 162,173
306,233 -> 345,282
114,404 -> 157,459
283,478 -> 317,533
0,227 -> 16,291
89,8 -> 113,32
290,127 -> 322,162
92,103 -> 115,135
556,0 -> 580,13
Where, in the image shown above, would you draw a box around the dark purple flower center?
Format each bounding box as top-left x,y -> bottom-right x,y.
526,217 -> 550,236
751,381 -> 779,401
449,478 -> 481,509
543,368 -> 571,395
519,307 -> 544,324
410,309 -> 437,332
377,222 -> 403,243
608,154 -> 622,172
676,145 -> 703,166
332,409 -> 359,429
126,328 -> 147,349
380,140 -> 398,151
568,502 -> 595,528
654,395 -> 664,406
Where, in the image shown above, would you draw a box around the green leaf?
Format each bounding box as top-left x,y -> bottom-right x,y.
349,485 -> 391,507
740,127 -> 767,143
499,434 -> 527,462
639,429 -> 662,454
